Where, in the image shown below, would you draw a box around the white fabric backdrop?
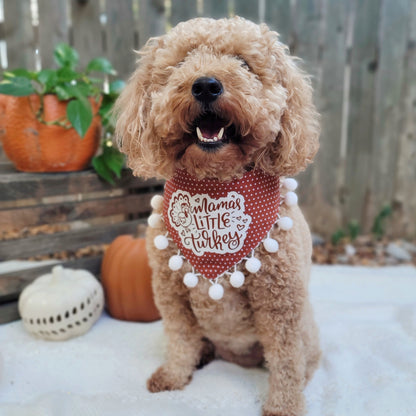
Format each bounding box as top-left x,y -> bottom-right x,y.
0,265 -> 415,416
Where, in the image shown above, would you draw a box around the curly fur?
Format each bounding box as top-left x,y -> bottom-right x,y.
115,16 -> 321,416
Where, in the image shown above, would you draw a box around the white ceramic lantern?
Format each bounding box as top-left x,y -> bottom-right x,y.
18,265 -> 104,341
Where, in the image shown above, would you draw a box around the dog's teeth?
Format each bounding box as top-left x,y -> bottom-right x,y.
218,127 -> 224,140
196,127 -> 204,141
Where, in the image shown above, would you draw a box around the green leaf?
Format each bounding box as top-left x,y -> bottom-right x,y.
66,98 -> 93,138
86,57 -> 117,75
3,69 -> 37,80
56,67 -> 80,83
54,43 -> 79,69
0,77 -> 35,96
109,79 -> 125,94
55,84 -> 73,100
37,69 -> 58,91
54,83 -> 93,101
103,146 -> 125,178
92,155 -> 116,184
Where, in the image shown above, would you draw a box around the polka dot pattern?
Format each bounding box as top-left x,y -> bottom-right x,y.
163,169 -> 280,280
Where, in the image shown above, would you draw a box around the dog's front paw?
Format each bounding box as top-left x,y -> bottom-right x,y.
147,365 -> 192,392
262,403 -> 305,416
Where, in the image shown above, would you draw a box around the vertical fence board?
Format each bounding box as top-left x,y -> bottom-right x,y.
264,0 -> 292,45
302,0 -> 350,233
345,0 -> 382,230
370,0 -> 410,220
38,0 -> 69,68
203,0 -> 230,18
170,0 -> 198,27
3,0 -> 35,69
138,0 -> 166,47
291,0 -> 325,225
105,0 -> 135,80
392,0 -> 416,237
233,0 -> 259,21
71,0 -> 104,69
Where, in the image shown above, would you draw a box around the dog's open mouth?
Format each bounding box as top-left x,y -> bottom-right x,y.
192,112 -> 237,152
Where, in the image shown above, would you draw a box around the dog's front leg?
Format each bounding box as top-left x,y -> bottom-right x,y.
248,268 -> 307,416
147,267 -> 205,392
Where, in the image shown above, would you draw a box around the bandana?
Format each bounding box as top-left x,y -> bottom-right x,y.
163,169 -> 280,280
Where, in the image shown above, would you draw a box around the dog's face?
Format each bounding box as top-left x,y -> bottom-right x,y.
116,17 -> 319,180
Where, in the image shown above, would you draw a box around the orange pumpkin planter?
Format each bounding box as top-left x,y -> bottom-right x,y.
0,94 -> 9,142
3,94 -> 101,172
101,235 -> 160,322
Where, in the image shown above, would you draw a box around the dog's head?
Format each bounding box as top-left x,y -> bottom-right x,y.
115,17 -> 319,181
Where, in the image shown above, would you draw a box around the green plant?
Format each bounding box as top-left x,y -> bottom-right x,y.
331,229 -> 347,245
0,43 -> 125,182
331,220 -> 360,245
372,204 -> 392,239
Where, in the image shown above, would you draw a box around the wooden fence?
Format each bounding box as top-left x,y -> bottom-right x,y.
0,0 -> 415,238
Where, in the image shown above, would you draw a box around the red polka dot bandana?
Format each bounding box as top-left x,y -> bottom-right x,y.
163,169 -> 280,280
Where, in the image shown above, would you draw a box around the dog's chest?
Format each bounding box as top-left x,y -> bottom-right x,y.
188,279 -> 257,339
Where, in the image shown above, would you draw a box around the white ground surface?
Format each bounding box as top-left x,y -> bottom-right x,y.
0,265 -> 415,416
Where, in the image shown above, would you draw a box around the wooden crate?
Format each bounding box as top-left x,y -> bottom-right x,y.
0,163 -> 164,324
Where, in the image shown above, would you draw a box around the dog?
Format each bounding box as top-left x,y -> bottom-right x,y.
115,16 -> 321,416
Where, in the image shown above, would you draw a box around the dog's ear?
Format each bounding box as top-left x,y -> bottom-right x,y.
258,36 -> 320,177
114,37 -> 167,179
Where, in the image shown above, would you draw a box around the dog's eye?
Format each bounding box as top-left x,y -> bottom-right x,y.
236,56 -> 251,70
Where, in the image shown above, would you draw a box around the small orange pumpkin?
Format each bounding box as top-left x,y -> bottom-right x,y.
3,94 -> 101,172
101,235 -> 160,322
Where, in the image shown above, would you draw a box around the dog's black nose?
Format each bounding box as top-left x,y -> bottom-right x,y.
192,77 -> 223,103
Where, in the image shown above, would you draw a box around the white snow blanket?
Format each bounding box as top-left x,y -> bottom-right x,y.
0,265 -> 415,416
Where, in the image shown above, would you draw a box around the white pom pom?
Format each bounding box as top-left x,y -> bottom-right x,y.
230,271 -> 245,288
154,235 -> 169,250
278,216 -> 293,231
150,195 -> 164,210
208,283 -> 224,300
282,178 -> 298,191
284,191 -> 298,206
168,255 -> 183,271
245,257 -> 262,273
263,238 -> 279,253
183,272 -> 198,288
147,213 -> 163,228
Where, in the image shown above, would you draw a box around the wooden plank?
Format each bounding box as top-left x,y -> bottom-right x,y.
105,0 -> 136,80
391,0 -> 416,237
0,192 -> 160,230
170,0 -> 198,27
3,0 -> 35,69
301,0 -> 351,235
138,0 -> 166,47
264,0 -> 292,45
0,219 -> 146,261
344,0 -> 382,229
233,0 -> 259,22
37,0 -> 69,68
0,256 -> 103,302
290,0 -> 325,229
0,168 -> 163,202
369,0 -> 410,227
71,0 -> 104,69
0,301 -> 19,324
203,0 -> 230,18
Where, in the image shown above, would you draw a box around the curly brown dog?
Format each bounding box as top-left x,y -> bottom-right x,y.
115,16 -> 321,416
